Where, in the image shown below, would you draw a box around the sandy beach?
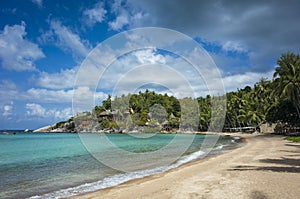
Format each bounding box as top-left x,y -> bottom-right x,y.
74,134 -> 300,199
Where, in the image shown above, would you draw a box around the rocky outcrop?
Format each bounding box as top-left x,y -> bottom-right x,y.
64,121 -> 75,132
33,121 -> 76,133
33,125 -> 56,132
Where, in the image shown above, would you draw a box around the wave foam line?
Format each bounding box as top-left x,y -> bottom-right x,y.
28,150 -> 206,199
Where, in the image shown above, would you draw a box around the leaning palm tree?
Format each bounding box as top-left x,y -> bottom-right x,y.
273,52 -> 300,118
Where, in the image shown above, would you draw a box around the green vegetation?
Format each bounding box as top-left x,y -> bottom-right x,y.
224,52 -> 300,131
58,52 -> 300,133
285,136 -> 300,142
273,53 -> 300,119
93,90 -> 182,130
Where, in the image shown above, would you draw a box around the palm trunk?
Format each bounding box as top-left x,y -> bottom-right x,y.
234,110 -> 241,129
296,105 -> 300,119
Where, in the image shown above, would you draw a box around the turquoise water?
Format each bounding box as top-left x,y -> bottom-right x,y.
0,132 -> 238,198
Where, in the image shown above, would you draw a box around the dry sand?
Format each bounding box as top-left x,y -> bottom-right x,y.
74,134 -> 300,199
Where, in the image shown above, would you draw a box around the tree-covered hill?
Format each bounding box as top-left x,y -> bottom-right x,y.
54,52 -> 300,133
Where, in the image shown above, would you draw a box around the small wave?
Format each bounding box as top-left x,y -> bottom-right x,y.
215,145 -> 224,150
28,150 -> 206,199
231,136 -> 241,143
175,150 -> 206,165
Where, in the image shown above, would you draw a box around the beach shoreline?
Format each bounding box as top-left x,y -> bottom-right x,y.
72,133 -> 300,199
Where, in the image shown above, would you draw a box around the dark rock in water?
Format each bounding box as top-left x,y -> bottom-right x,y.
3,131 -> 16,135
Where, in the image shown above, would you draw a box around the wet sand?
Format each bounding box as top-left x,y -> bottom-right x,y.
74,134 -> 300,199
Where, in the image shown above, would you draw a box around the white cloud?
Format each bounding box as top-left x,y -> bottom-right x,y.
51,20 -> 90,57
94,48 -> 169,90
92,48 -> 222,98
124,0 -> 300,72
109,13 -> 129,31
222,70 -> 274,92
222,41 -> 247,53
48,107 -> 72,120
73,86 -> 108,113
83,2 -> 107,26
92,47 -> 276,98
43,20 -> 90,59
31,28 -> 274,113
108,0 -> 145,31
0,22 -> 45,71
26,88 -> 74,103
133,49 -> 166,64
26,103 -> 73,120
35,67 -> 78,89
71,29 -> 276,100
110,0 -> 123,14
2,101 -> 13,117
25,87 -> 106,111
31,0 -> 43,8
26,103 -> 45,117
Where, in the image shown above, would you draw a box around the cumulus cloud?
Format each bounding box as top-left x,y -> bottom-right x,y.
48,107 -> 72,120
25,87 -> 107,112
0,22 -> 45,71
124,0 -> 300,72
44,28 -> 276,101
26,88 -> 74,103
41,20 -> 90,59
109,14 -> 129,31
73,86 -> 108,113
83,2 -> 107,26
133,49 -> 166,64
222,41 -> 247,53
90,47 -> 221,98
26,103 -> 73,119
108,0 -> 145,31
35,67 -> 78,89
222,70 -> 274,92
89,45 -> 273,97
26,103 -> 45,117
2,101 -> 13,117
51,20 -> 90,58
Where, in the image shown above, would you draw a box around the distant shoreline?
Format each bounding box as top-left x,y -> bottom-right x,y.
32,123 -> 257,135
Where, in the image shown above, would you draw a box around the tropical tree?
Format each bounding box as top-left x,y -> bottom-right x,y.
180,97 -> 199,130
273,52 -> 300,118
197,96 -> 211,131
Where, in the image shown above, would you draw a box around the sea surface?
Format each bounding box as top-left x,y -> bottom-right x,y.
0,131 -> 240,199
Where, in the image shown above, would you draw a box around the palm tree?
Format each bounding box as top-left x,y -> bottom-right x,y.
273,52 -> 300,118
251,78 -> 274,124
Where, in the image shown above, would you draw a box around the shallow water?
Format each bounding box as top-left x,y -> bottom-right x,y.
0,132 -> 237,198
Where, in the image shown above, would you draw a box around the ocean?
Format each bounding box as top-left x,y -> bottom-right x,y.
0,132 -> 240,199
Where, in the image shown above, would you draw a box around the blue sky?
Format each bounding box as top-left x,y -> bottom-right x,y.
1,0 -> 300,129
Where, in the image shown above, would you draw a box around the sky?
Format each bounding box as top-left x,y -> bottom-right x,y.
0,0 -> 300,130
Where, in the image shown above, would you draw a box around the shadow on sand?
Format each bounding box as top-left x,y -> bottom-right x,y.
229,143 -> 300,173
250,190 -> 269,199
285,143 -> 300,148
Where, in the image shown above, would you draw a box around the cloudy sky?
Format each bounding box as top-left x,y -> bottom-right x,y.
1,0 -> 299,129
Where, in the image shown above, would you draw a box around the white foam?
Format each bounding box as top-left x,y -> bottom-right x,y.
28,150 -> 206,199
231,136 -> 241,143
175,150 -> 206,165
